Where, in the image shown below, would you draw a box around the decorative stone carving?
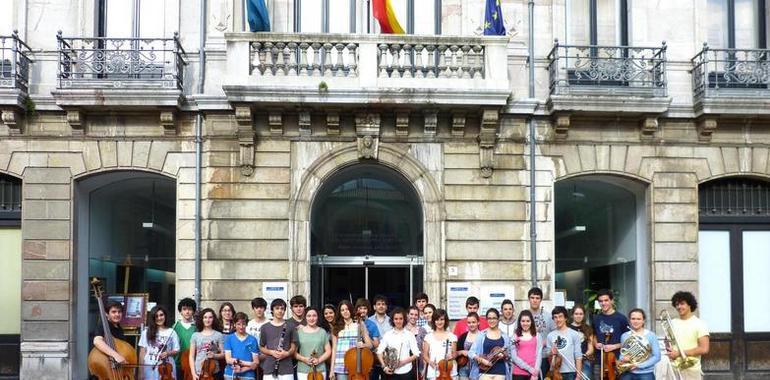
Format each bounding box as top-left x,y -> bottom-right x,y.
553,114 -> 570,140
357,135 -> 379,160
66,110 -> 85,135
298,110 -> 311,135
697,118 -> 718,142
639,117 -> 658,140
326,111 -> 340,135
160,111 -> 176,136
478,109 -> 499,178
1,110 -> 22,135
235,106 -> 255,176
423,110 -> 437,137
452,113 -> 466,137
395,110 -> 410,137
268,109 -> 283,135
211,0 -> 232,32
355,112 -> 381,136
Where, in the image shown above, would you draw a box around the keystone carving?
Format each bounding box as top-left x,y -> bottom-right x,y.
235,106 -> 255,176
553,114 -> 570,140
478,109 -> 499,178
357,135 -> 379,160
355,112 -> 381,136
160,111 -> 177,136
697,118 -> 717,142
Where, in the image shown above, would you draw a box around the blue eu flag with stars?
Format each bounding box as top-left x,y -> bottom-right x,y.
483,0 -> 506,36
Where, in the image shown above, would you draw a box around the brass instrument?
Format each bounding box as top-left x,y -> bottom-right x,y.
659,310 -> 697,370
383,346 -> 400,371
616,331 -> 652,374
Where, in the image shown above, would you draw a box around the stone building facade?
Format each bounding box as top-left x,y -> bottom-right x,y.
1,0 -> 769,379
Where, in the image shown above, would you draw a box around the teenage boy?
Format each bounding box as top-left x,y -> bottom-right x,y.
368,295 -> 392,336
452,296 -> 489,337
259,299 -> 298,380
668,291 -> 710,380
414,292 -> 429,329
289,295 -> 307,329
498,299 -> 516,339
591,289 -> 629,358
527,287 -> 555,376
546,306 -> 583,380
247,297 -> 269,339
355,298 -> 382,349
93,300 -> 130,365
174,297 -> 197,378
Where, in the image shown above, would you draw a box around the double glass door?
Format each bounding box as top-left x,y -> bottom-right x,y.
310,256 -> 423,309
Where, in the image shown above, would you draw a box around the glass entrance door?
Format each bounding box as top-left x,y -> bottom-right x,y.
311,256 -> 423,308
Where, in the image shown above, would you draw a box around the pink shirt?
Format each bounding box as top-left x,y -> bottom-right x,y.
452,317 -> 489,337
512,336 -> 538,376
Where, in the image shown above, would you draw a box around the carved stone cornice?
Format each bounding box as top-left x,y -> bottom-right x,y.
395,110 -> 410,137
160,111 -> 177,136
697,118 -> 718,142
234,105 -> 255,175
298,109 -> 311,135
66,110 -> 85,135
268,109 -> 283,135
478,109 -> 500,178
423,110 -> 437,137
553,114 -> 570,140
452,113 -> 466,137
326,110 -> 341,135
639,116 -> 658,141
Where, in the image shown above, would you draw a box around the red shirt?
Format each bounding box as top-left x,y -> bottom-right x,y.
452,316 -> 489,337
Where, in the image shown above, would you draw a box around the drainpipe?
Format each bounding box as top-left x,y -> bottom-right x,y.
528,0 -> 537,288
194,0 -> 207,306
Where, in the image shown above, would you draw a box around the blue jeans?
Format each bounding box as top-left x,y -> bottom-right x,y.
621,372 -> 655,380
560,373 -> 576,380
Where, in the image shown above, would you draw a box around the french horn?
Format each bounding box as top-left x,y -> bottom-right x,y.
616,332 -> 652,374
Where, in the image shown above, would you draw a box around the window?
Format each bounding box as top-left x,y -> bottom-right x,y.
256,0 -> 440,34
97,0 -> 169,38
567,0 -> 628,45
0,2 -> 13,35
0,176 -> 21,224
707,0 -> 767,48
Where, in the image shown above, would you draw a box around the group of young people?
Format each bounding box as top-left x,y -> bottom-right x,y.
92,288 -> 710,380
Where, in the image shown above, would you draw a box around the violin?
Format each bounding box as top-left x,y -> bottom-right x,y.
544,345 -> 563,380
477,345 -> 509,372
157,359 -> 174,380
436,339 -> 453,380
200,344 -> 218,380
307,350 -> 324,380
180,349 -> 194,380
86,278 -> 138,380
344,313 -> 374,380
601,331 -> 617,380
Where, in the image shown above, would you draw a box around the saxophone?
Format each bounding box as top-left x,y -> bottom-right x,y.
616,330 -> 652,374
659,310 -> 697,370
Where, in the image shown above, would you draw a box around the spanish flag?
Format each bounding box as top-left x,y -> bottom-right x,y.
373,0 -> 405,34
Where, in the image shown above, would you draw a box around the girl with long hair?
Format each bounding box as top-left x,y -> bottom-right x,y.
139,305 -> 180,380
219,302 -> 236,335
422,309 -> 457,380
456,312 -> 480,380
510,310 -> 542,380
295,307 -> 332,380
468,308 -> 513,380
569,305 -> 596,377
329,300 -> 373,380
189,308 -> 225,380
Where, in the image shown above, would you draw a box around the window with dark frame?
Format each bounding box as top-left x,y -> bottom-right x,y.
0,175 -> 21,226
567,0 -> 628,46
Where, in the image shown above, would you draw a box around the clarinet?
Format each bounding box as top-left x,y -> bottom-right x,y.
273,326 -> 287,378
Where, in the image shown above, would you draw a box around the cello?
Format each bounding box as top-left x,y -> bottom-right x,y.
87,277 -> 138,380
343,313 -> 374,380
436,339 -> 453,380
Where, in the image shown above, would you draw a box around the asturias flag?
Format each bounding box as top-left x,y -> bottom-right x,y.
247,0 -> 271,32
483,0 -> 506,36
373,0 -> 405,34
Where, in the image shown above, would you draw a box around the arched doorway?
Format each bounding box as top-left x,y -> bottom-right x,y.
310,164 -> 423,308
698,177 -> 770,379
554,175 -> 649,314
74,171 -> 176,379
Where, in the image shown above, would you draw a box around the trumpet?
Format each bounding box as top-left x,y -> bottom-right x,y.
659,309 -> 697,370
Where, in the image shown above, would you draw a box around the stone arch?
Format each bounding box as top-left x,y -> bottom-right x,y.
555,170 -> 652,184
697,172 -> 770,185
287,142 -> 444,301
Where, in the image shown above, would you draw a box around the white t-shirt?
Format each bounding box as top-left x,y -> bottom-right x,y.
670,316 -> 709,372
247,318 -> 269,340
377,328 -> 421,375
138,327 -> 179,380
423,332 -> 458,379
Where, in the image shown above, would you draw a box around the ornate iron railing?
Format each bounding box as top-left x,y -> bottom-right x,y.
0,31 -> 32,93
691,43 -> 770,100
547,40 -> 667,96
699,177 -> 770,218
56,31 -> 187,90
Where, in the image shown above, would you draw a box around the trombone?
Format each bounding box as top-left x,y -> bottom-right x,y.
659,309 -> 697,380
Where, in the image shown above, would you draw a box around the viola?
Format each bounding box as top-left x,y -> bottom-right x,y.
157,359 -> 174,380
455,355 -> 468,368
436,339 -> 453,380
200,344 -> 218,380
344,315 -> 374,380
307,350 -> 324,380
601,332 -> 617,380
544,347 -> 563,380
86,278 -> 138,380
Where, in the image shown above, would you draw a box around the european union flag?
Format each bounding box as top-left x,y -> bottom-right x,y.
247,0 -> 271,32
483,0 -> 506,36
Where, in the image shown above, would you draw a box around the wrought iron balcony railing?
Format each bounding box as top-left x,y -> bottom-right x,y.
547,40 -> 667,97
56,31 -> 187,90
0,31 -> 32,93
224,33 -> 510,106
691,43 -> 770,100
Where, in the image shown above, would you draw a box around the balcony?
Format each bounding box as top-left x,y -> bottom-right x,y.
546,41 -> 670,116
52,32 -> 187,109
0,31 -> 32,109
691,44 -> 770,117
222,32 -> 511,108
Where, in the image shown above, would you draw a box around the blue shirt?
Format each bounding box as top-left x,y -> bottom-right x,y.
224,333 -> 260,380
592,311 -> 629,352
618,329 -> 661,374
364,319 -> 381,341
